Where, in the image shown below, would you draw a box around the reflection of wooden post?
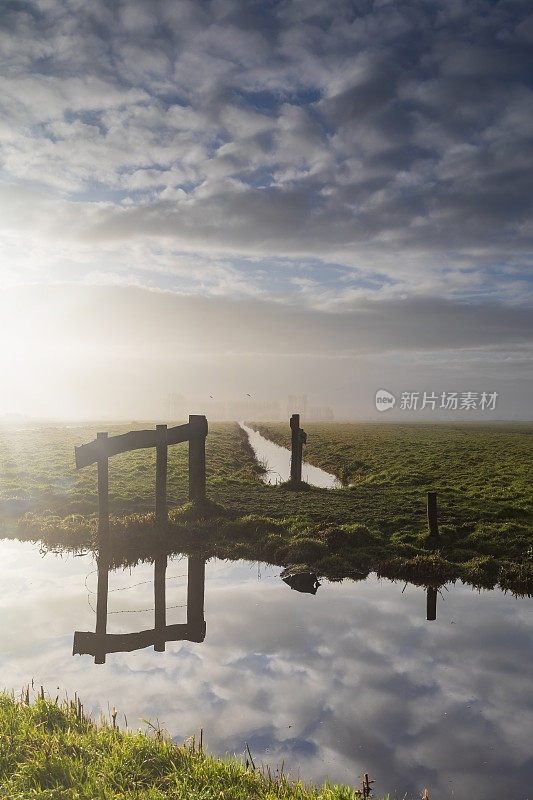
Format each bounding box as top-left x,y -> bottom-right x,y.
187,557 -> 205,628
154,554 -> 167,651
427,587 -> 437,621
189,415 -> 207,502
290,414 -> 301,484
155,425 -> 168,525
427,491 -> 438,538
97,432 -> 109,540
95,549 -> 109,664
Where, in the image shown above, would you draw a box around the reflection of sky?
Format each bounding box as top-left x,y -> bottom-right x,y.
0,539 -> 532,799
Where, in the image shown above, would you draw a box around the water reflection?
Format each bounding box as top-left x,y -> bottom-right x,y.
283,571 -> 321,595
73,552 -> 206,664
427,587 -> 438,621
0,538 -> 531,799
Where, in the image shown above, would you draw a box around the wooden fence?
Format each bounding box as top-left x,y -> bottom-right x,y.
75,414 -> 208,533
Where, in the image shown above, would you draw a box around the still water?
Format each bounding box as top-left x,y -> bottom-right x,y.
0,537 -> 531,799
240,424 -> 341,488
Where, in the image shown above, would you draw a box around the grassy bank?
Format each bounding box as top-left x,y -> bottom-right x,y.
0,691 -> 377,799
1,421 -> 532,594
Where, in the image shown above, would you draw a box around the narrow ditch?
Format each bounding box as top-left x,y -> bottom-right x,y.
239,423 -> 341,489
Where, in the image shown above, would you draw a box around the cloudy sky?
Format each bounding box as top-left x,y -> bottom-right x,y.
1,0 -> 532,418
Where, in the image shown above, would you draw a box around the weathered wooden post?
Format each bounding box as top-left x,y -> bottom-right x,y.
154,554 -> 167,651
155,424 -> 168,525
427,491 -> 438,538
426,587 -> 437,621
290,413 -> 302,484
97,432 -> 109,540
188,415 -> 207,502
299,428 -> 307,475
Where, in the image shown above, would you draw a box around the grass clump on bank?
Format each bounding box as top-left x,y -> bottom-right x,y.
8,503 -> 533,595
0,690 -> 371,799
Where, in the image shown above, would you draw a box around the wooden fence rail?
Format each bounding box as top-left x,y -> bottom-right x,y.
75,418 -> 207,469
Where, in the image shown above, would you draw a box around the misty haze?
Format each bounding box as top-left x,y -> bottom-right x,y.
0,1 -> 532,799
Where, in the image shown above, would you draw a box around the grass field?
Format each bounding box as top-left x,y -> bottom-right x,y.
0,690 -> 370,799
0,421 -> 260,517
1,420 -> 532,593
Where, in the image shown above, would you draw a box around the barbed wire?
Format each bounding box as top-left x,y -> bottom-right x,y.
87,596 -> 189,615
84,571 -> 189,595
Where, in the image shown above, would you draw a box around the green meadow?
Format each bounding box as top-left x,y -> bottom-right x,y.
1,420 -> 532,593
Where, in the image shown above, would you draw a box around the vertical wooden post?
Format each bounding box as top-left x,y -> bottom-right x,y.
290,414 -> 301,484
299,429 -> 307,481
426,587 -> 437,621
154,554 -> 167,651
427,491 -> 438,538
155,424 -> 168,525
97,432 -> 109,541
188,415 -> 207,502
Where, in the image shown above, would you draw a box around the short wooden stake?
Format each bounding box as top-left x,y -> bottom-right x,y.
361,772 -> 373,799
290,414 -> 302,484
426,587 -> 437,621
188,415 -> 207,501
155,424 -> 168,525
427,491 -> 438,538
97,432 -> 109,541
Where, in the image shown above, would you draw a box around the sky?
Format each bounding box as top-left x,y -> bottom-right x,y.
0,0 -> 532,419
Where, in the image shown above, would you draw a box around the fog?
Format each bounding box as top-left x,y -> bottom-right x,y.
0,284 -> 530,420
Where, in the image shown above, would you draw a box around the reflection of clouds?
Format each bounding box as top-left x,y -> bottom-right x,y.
0,540 -> 532,798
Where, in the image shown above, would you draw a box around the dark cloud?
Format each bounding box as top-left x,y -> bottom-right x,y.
4,284 -> 532,355
1,0 -> 532,293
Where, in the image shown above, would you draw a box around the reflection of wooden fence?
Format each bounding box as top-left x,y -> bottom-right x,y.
73,555 -> 205,664
290,413 -> 307,486
75,415 -> 208,532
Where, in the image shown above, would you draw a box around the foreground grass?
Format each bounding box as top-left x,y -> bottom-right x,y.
1,421 -> 532,593
0,691 -> 373,800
